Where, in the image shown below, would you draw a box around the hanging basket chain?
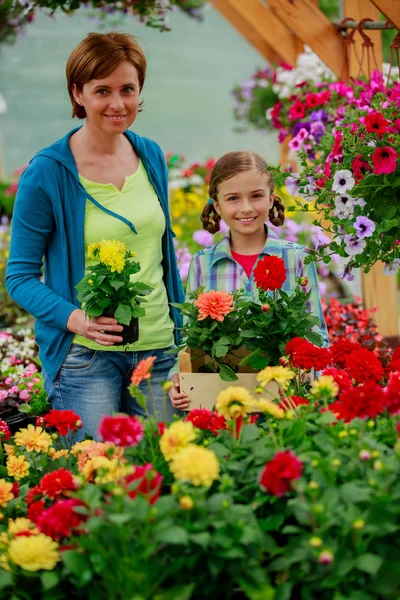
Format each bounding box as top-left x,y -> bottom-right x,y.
386,31 -> 400,86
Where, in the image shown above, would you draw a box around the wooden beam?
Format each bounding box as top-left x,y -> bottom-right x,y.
343,0 -> 383,77
264,0 -> 348,79
212,0 -> 281,63
370,0 -> 400,29
210,0 -> 302,67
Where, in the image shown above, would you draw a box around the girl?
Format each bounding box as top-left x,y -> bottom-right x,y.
6,32 -> 184,439
169,151 -> 328,410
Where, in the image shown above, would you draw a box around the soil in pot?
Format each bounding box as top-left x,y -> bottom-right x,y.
103,313 -> 139,345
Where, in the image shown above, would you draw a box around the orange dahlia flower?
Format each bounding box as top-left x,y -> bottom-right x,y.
131,356 -> 157,386
194,290 -> 234,322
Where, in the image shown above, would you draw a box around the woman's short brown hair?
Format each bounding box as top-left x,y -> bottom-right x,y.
66,32 -> 147,119
200,151 -> 285,233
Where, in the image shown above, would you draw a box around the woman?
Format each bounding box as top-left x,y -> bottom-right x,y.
6,32 -> 184,438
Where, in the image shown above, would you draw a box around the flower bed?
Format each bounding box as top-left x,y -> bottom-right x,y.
0,339 -> 399,599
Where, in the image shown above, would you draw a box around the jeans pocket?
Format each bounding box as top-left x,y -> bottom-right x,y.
62,346 -> 98,369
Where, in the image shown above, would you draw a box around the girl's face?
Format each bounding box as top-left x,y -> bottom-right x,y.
73,61 -> 140,135
214,170 -> 273,238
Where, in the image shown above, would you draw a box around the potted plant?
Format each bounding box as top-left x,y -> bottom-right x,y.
75,239 -> 153,345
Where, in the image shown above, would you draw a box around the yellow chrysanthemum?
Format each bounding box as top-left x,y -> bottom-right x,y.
252,399 -> 285,419
8,518 -> 39,536
14,425 -> 52,453
98,239 -> 126,273
49,449 -> 70,461
8,534 -> 59,571
6,455 -> 30,481
215,386 -> 254,420
3,444 -> 15,456
0,480 -> 14,508
310,375 -> 339,399
81,456 -> 132,484
160,421 -> 197,462
256,366 -> 296,388
170,444 -> 219,488
87,241 -> 101,259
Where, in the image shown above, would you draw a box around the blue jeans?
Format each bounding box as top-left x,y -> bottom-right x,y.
43,344 -> 180,441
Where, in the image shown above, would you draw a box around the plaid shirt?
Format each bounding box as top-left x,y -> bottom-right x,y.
186,229 -> 329,346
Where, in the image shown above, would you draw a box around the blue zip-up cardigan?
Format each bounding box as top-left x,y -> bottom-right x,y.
6,128 -> 185,381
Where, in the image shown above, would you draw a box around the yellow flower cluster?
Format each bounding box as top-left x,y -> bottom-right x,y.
81,455 -> 132,485
256,366 -> 296,389
160,421 -> 196,461
169,444 -> 220,488
6,455 -> 30,481
215,386 -> 254,420
7,534 -> 59,572
14,425 -> 52,453
170,187 -> 207,220
310,375 -> 339,399
88,239 -> 127,273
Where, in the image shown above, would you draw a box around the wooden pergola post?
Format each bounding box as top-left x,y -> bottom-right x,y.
369,0 -> 400,29
343,0 -> 399,341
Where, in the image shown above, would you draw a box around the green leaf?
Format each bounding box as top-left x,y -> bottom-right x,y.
114,302 -> 132,325
340,482 -> 371,504
355,553 -> 383,575
17,403 -> 32,414
0,571 -> 12,590
214,341 -> 229,358
110,280 -> 125,291
153,584 -> 194,600
240,423 -> 260,443
155,526 -> 189,545
237,579 -> 275,600
62,550 -> 93,587
41,571 -> 60,591
219,364 -> 238,381
305,330 -> 323,347
108,513 -> 133,525
133,390 -> 148,412
189,532 -> 211,548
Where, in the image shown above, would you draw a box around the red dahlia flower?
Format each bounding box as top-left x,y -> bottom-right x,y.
27,499 -> 45,524
321,367 -> 352,393
0,419 -> 10,441
260,450 -> 303,497
43,409 -> 82,437
39,468 -> 77,499
37,499 -> 87,541
384,372 -> 400,414
99,414 -> 144,447
254,255 -> 286,291
125,464 -> 163,504
371,146 -> 398,175
345,348 -> 384,384
285,337 -> 332,371
364,111 -> 390,135
329,339 -> 363,369
339,381 -> 385,420
184,409 -> 226,435
25,485 -> 42,506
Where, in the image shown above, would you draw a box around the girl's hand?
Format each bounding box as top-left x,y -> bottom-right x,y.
66,309 -> 123,346
169,373 -> 191,410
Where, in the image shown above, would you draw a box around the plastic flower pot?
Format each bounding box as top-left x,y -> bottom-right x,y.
2,408 -> 37,434
103,312 -> 139,345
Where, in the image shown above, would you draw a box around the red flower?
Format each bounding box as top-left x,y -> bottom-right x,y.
325,400 -> 350,421
37,499 -> 87,541
371,146 -> 398,175
351,154 -> 372,182
0,419 -> 11,441
254,256 -> 286,291
260,451 -> 303,497
321,367 -> 352,393
11,482 -> 20,499
99,414 -> 144,447
384,372 -> 400,414
156,422 -> 166,437
130,356 -> 157,387
184,409 -> 226,435
305,93 -> 322,109
288,100 -> 306,120
27,499 -> 45,524
285,337 -> 332,371
125,464 -> 163,505
43,409 -> 82,437
39,468 -> 77,499
329,339 -> 363,369
25,485 -> 42,506
339,381 -> 385,420
364,111 -> 390,135
345,348 -> 384,384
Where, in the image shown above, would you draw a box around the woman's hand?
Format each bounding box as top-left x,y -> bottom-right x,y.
169,373 -> 191,411
66,309 -> 123,346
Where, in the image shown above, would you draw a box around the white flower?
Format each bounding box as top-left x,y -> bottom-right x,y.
334,194 -> 354,218
332,170 -> 355,194
353,197 -> 366,207
383,260 -> 400,276
344,235 -> 366,256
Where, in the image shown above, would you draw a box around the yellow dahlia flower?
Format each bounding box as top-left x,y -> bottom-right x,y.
0,480 -> 14,507
87,241 -> 101,259
256,366 -> 296,388
14,425 -> 52,453
252,399 -> 285,419
215,386 -> 254,420
3,444 -> 15,456
8,534 -> 59,571
310,375 -> 339,399
8,518 -> 39,536
6,455 -> 30,481
160,421 -> 196,462
98,240 -> 126,273
170,444 -> 219,488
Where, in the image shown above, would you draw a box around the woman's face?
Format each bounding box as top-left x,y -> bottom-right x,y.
73,61 -> 140,134
214,170 -> 273,238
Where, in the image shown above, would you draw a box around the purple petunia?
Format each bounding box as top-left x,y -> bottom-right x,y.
353,216 -> 375,239
338,263 -> 355,281
344,234 -> 366,256
285,174 -> 300,197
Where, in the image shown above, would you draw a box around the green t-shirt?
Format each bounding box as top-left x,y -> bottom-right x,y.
73,160 -> 174,352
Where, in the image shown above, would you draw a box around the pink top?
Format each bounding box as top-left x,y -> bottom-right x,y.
231,250 -> 259,278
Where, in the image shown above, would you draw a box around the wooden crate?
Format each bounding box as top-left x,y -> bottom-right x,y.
178,348 -> 279,411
